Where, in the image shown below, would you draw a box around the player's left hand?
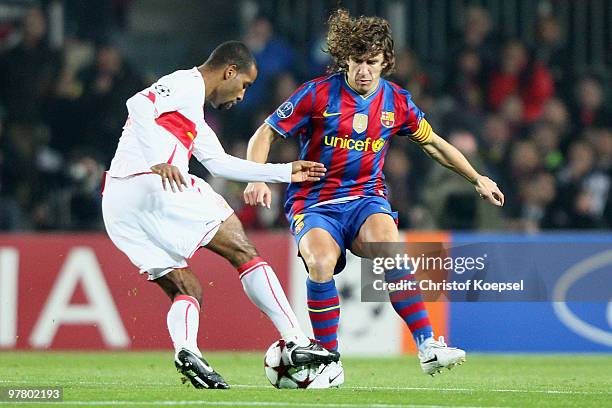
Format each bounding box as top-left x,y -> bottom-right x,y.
150,163 -> 188,192
290,161 -> 326,183
474,175 -> 505,207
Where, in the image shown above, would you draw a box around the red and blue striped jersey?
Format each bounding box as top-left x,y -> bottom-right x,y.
265,72 -> 433,218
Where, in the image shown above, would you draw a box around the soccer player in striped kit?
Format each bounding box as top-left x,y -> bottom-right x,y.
244,10 -> 504,383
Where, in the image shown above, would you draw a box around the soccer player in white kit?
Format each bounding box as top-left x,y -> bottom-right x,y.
102,41 -> 339,389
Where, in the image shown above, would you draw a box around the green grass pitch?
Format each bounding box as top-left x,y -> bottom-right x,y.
0,352 -> 610,407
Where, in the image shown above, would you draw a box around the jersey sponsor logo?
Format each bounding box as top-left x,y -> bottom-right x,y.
154,84 -> 171,97
323,135 -> 385,153
352,113 -> 368,133
322,110 -> 341,117
276,101 -> 294,119
371,139 -> 385,153
381,111 -> 395,128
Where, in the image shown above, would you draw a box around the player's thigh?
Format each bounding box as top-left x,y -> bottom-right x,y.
205,213 -> 258,267
299,228 -> 342,280
103,175 -> 188,277
351,213 -> 399,259
135,175 -> 235,263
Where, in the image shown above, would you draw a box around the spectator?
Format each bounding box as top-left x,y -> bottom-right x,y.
488,39 -> 555,123
75,43 -> 145,163
541,98 -> 571,142
270,71 -> 299,110
498,94 -> 525,133
533,14 -> 570,89
450,6 -> 498,75
503,139 -> 543,217
516,171 -> 557,232
572,75 -> 611,131
0,117 -> 25,230
593,128 -> 612,172
422,130 -> 504,230
529,122 -> 563,172
0,7 -> 61,124
64,153 -> 105,230
481,114 -> 512,174
306,30 -> 330,76
448,49 -> 485,113
546,140 -> 609,228
241,15 -> 295,111
388,49 -> 430,100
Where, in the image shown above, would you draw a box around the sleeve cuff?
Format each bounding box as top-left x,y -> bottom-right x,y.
265,119 -> 292,139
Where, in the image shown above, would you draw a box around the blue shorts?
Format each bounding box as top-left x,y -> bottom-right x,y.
289,196 -> 398,274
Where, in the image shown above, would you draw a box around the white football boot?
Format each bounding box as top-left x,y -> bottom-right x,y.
325,361 -> 344,387
418,336 -> 466,376
307,361 -> 345,389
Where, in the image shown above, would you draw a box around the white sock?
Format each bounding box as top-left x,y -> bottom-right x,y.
167,295 -> 202,357
238,257 -> 309,347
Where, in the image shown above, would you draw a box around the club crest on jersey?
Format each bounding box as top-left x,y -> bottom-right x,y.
352,113 -> 368,133
381,111 -> 395,128
276,101 -> 294,119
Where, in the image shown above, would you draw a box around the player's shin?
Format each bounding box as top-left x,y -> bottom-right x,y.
238,257 -> 309,346
306,277 -> 340,351
385,268 -> 434,350
166,295 -> 202,357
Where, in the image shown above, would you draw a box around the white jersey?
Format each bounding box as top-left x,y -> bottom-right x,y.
108,67 -> 291,182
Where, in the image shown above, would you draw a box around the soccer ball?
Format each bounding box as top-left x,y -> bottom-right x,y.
263,340 -> 322,389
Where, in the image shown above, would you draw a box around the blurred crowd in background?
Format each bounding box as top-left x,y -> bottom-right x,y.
0,1 -> 610,233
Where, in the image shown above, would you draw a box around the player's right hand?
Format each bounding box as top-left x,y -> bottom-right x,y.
244,182 -> 272,209
151,163 -> 187,193
290,160 -> 326,183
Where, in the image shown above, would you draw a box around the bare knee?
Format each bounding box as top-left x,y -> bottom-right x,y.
227,240 -> 258,267
155,268 -> 203,305
302,253 -> 337,282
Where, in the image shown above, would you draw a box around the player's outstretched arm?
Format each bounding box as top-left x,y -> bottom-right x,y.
194,122 -> 313,185
244,124 -> 283,208
420,132 -> 505,207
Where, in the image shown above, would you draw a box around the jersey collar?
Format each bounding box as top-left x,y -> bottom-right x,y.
343,74 -> 382,100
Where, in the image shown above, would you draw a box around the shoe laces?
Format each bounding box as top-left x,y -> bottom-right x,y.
434,336 -> 447,347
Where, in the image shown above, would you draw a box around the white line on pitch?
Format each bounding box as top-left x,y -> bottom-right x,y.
0,380 -> 608,395
0,401 -> 505,408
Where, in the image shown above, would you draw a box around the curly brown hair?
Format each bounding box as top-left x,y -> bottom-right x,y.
325,9 -> 395,76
